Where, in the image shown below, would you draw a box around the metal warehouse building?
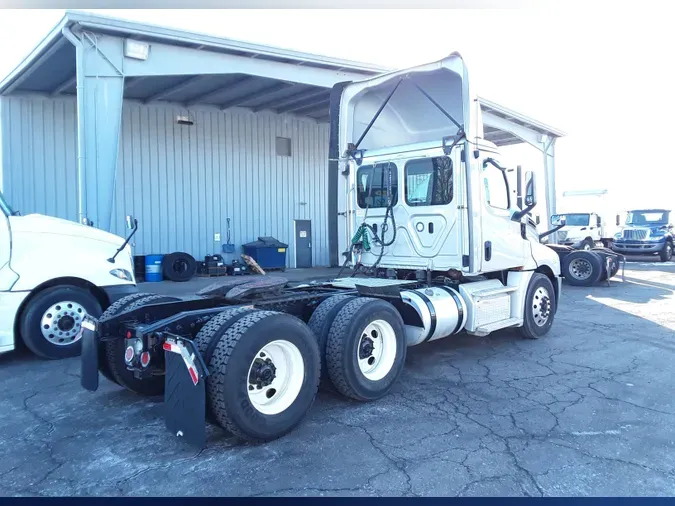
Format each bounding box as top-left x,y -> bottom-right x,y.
0,11 -> 564,268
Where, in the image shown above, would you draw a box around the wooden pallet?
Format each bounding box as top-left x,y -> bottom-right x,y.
241,254 -> 266,275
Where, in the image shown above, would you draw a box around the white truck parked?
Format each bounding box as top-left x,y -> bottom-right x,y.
550,189 -> 623,249
0,190 -> 138,359
77,53 -> 563,448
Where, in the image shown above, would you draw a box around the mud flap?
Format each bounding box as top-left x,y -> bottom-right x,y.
163,336 -> 209,449
80,315 -> 100,392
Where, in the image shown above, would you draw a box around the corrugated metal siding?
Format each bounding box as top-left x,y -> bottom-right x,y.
1,94 -> 331,267
0,96 -> 79,221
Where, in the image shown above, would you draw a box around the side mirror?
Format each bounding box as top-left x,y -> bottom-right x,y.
535,215 -> 541,225
125,215 -> 135,230
524,171 -> 537,207
616,214 -> 620,226
597,216 -> 602,227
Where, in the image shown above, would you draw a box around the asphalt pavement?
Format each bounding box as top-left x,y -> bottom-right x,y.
1,259 -> 674,496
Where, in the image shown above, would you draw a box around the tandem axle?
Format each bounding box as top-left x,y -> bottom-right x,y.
80,270 -> 559,448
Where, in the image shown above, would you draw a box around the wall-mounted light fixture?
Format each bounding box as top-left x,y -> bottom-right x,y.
124,39 -> 150,61
176,115 -> 194,126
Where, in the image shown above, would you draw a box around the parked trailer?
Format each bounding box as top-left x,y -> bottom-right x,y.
79,54 -> 564,447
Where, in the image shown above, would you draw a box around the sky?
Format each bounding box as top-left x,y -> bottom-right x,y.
0,7 -> 673,213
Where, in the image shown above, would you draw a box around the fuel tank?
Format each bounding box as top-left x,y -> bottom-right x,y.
400,286 -> 467,346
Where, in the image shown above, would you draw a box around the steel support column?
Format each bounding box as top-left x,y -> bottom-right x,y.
66,28 -> 125,231
542,136 -> 557,243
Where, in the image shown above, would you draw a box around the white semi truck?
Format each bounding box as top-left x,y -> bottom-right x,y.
77,54 -> 564,448
550,189 -> 623,249
0,190 -> 138,359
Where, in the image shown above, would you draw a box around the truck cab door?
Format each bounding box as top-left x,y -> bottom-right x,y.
479,153 -> 528,271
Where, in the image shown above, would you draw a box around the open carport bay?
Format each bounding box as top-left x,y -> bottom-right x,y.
1,259 -> 675,497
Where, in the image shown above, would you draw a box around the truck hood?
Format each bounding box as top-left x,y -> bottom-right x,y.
9,214 -> 125,247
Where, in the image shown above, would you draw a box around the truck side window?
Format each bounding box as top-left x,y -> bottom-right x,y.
356,163 -> 399,209
404,157 -> 453,207
483,162 -> 509,210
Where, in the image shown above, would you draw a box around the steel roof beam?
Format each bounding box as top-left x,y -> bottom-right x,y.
252,87 -> 324,112
291,100 -> 330,116
142,75 -> 204,103
276,93 -> 330,114
51,74 -> 77,95
219,82 -> 293,111
183,76 -> 253,106
5,37 -> 69,95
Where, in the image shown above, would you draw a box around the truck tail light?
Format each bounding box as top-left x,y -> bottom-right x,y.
124,346 -> 134,364
140,351 -> 151,368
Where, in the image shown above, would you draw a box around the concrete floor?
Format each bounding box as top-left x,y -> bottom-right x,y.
1,259 -> 675,496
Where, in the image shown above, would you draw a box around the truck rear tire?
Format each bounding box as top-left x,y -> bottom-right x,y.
562,251 -> 602,287
97,293 -> 162,385
207,310 -> 320,443
20,285 -> 102,360
193,306 -> 257,421
660,241 -> 673,262
104,295 -> 180,396
307,294 -> 356,388
520,273 -> 556,339
325,297 -> 407,402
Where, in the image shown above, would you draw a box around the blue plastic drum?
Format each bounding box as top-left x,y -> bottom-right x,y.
144,254 -> 164,282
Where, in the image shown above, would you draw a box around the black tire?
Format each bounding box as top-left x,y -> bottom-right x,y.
97,293 -> 160,385
562,250 -> 603,287
207,310 -> 320,443
20,285 -> 102,360
325,297 -> 407,402
307,295 -> 356,388
520,273 -> 556,340
193,306 -> 257,422
162,252 -> 197,282
104,295 -> 180,396
659,241 -> 673,262
580,238 -> 594,251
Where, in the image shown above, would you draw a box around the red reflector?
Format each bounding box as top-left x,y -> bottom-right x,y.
124,346 -> 134,363
163,342 -> 172,352
188,367 -> 198,385
140,351 -> 151,367
126,331 -> 133,339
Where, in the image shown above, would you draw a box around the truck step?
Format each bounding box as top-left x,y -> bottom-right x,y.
471,286 -> 518,299
470,317 -> 523,337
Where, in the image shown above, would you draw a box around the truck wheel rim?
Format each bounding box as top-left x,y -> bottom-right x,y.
247,340 -> 304,416
568,258 -> 593,281
583,243 -> 592,250
532,287 -> 552,326
40,301 -> 87,346
667,244 -> 673,260
357,320 -> 397,381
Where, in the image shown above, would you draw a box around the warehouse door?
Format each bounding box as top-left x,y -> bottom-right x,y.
295,220 -> 312,268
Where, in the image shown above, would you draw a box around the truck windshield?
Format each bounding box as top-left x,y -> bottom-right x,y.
626,211 -> 669,226
558,213 -> 590,226
0,191 -> 16,217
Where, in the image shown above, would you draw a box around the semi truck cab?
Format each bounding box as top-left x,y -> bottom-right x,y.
611,209 -> 673,262
0,190 -> 138,359
549,212 -> 602,250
